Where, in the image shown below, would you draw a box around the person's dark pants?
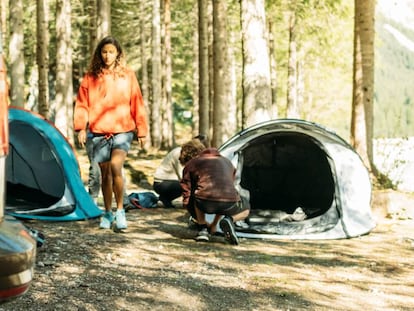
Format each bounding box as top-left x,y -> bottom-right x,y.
194,198 -> 249,217
153,180 -> 182,208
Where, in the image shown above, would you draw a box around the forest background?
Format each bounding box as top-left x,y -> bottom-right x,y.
1,0 -> 413,187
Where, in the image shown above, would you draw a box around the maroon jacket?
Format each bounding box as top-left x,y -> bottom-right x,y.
180,148 -> 240,210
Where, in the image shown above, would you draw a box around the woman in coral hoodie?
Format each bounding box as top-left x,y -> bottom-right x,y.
74,36 -> 148,231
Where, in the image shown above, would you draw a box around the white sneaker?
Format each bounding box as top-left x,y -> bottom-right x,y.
115,209 -> 127,229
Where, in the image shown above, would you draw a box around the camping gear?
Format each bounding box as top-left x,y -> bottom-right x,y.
216,119 -> 376,240
127,192 -> 159,210
5,107 -> 103,221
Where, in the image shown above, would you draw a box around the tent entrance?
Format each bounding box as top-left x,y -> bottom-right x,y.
239,132 -> 336,225
6,121 -> 66,214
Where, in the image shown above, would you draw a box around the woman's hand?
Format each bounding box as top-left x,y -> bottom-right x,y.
77,129 -> 87,148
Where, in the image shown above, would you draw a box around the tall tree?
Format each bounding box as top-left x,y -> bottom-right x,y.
97,0 -> 110,40
198,0 -> 209,138
139,0 -> 151,147
227,24 -> 237,136
240,0 -> 272,128
268,21 -> 278,118
208,1 -> 214,133
191,1 -> 199,137
9,0 -> 25,107
286,10 -> 299,118
161,0 -> 173,148
54,0 -> 73,141
151,0 -> 162,148
36,0 -> 49,118
88,0 -> 97,56
351,0 -> 375,172
212,0 -> 231,147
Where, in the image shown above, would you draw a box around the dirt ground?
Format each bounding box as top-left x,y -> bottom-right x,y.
1,147 -> 414,311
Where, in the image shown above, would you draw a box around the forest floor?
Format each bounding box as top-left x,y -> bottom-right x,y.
1,145 -> 414,311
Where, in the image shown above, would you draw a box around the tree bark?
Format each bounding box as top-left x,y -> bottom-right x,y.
286,11 -> 299,119
88,0 -> 97,56
240,0 -> 272,127
140,0 -> 151,147
268,21 -> 278,119
9,0 -> 25,108
97,0 -> 110,40
151,0 -> 162,148
161,0 -> 173,148
191,1 -> 199,137
54,0 -> 73,142
198,0 -> 210,139
36,0 -> 49,118
212,0 -> 231,147
351,0 -> 375,172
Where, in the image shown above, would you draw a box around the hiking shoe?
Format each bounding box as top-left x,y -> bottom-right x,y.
195,227 -> 209,242
115,209 -> 127,230
219,216 -> 239,245
99,212 -> 114,229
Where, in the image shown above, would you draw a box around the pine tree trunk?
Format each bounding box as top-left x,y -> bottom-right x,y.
97,0 -> 110,39
140,0 -> 151,147
198,0 -> 210,138
192,1 -> 199,137
151,0 -> 162,148
9,0 -> 25,108
240,0 -> 272,127
351,0 -> 375,171
268,21 -> 278,119
286,11 -> 299,119
54,0 -> 73,142
36,0 -> 49,118
161,0 -> 173,149
88,0 -> 97,56
227,29 -> 237,136
212,0 -> 230,147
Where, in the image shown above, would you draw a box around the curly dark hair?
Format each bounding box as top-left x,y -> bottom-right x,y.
88,36 -> 125,78
179,139 -> 206,165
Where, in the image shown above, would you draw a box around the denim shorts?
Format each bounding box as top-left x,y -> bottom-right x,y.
91,131 -> 134,163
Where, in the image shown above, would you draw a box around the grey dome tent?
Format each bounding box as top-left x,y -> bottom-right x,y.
5,107 -> 102,221
217,119 -> 376,240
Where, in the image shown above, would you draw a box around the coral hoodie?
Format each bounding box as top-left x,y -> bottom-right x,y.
74,68 -> 148,137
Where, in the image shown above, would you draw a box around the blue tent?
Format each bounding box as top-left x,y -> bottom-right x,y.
5,107 -> 102,221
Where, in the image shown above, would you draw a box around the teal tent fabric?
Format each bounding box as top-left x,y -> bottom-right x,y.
5,107 -> 102,221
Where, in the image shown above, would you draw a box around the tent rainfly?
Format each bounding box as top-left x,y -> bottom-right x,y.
5,107 -> 102,221
216,119 -> 376,240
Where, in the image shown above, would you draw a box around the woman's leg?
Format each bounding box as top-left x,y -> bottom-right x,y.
110,149 -> 128,210
99,161 -> 113,212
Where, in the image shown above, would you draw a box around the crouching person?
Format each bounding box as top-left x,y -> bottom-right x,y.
180,147 -> 250,245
